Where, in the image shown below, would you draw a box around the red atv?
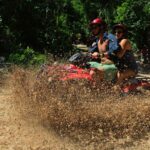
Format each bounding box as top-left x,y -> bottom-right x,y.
37,52 -> 150,95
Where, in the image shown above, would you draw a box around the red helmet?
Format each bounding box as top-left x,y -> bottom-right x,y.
90,18 -> 103,26
113,24 -> 127,33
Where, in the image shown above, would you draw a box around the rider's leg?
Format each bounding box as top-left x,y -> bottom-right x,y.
116,69 -> 137,84
90,68 -> 104,81
97,68 -> 105,80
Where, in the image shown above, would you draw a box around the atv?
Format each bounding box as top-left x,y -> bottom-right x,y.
37,51 -> 150,95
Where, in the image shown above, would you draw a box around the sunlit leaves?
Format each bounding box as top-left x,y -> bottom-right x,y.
114,0 -> 150,48
144,2 -> 150,13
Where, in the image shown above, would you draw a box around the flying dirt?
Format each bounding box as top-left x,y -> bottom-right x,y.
0,68 -> 150,150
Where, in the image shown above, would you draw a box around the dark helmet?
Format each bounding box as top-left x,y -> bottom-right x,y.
113,24 -> 127,33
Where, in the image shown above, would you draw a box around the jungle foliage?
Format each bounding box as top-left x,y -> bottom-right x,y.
0,0 -> 149,64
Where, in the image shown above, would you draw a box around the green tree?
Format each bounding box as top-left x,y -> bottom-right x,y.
80,0 -> 121,26
0,0 -> 88,59
114,0 -> 150,49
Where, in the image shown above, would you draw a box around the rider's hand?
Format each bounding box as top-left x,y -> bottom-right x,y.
92,52 -> 100,59
103,52 -> 109,58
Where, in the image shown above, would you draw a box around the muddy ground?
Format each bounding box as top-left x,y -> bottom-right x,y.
0,72 -> 150,150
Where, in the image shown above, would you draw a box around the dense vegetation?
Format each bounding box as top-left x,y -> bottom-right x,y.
0,0 -> 150,64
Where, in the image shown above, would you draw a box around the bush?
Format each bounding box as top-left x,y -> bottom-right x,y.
8,47 -> 46,65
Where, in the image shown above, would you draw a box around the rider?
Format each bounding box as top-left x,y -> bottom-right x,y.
112,23 -> 138,84
88,18 -> 120,81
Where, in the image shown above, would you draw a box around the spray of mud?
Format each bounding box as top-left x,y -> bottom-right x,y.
11,66 -> 150,149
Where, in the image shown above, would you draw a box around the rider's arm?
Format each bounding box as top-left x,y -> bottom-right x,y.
117,39 -> 131,58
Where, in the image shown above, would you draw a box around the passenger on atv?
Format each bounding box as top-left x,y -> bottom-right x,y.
112,24 -> 138,85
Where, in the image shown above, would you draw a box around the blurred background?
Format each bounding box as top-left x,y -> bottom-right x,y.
0,0 -> 150,65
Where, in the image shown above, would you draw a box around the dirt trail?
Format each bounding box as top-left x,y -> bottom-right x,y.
0,83 -> 79,150
0,80 -> 150,150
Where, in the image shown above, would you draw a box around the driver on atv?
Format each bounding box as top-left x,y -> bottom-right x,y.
88,18 -> 120,81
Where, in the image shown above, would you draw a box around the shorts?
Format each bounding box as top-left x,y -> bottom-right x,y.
88,62 -> 117,81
